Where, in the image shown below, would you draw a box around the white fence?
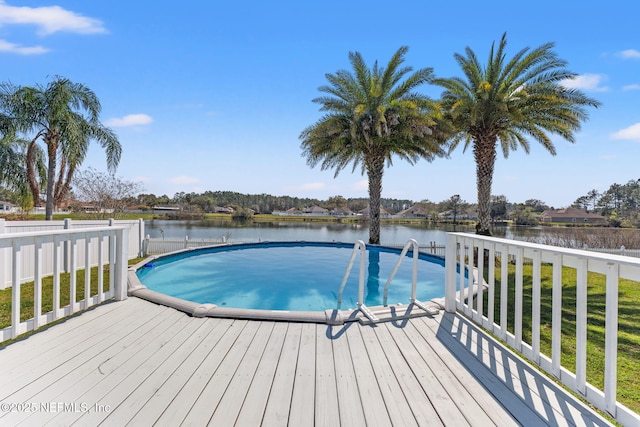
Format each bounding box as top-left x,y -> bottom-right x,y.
445,233 -> 640,426
0,219 -> 144,289
0,226 -> 129,342
143,235 -> 229,255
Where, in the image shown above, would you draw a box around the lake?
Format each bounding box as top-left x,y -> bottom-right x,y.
144,219 -> 541,246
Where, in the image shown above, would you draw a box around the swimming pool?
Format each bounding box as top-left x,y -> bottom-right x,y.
129,241 -> 448,324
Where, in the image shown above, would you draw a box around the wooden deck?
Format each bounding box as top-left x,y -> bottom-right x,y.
0,298 -> 611,426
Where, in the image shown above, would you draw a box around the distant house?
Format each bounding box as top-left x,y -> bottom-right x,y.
213,206 -> 234,214
305,206 -> 330,216
540,207 -> 607,224
331,207 -> 355,216
396,205 -> 430,218
358,205 -> 392,218
0,201 -> 19,214
151,205 -> 182,215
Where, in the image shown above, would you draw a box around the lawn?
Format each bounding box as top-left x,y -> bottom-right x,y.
483,261 -> 640,415
0,258 -> 145,330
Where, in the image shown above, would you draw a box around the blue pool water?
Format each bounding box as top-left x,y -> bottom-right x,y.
136,242 -> 447,311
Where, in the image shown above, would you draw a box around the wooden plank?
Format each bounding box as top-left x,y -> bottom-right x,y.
122,318 -> 235,425
0,301 -> 173,401
314,323 -> 340,426
153,319 -> 248,426
433,312 -> 610,427
91,317 -> 223,425
358,324 -> 418,427
383,322 -> 471,426
180,320 -> 261,425
207,321 -> 275,425
373,321 -> 443,426
261,322 -> 302,426
11,307 -> 191,426
234,321 -> 288,427
70,315 -> 211,426
287,322 -> 316,426
0,298 -> 136,364
405,317 -> 515,426
32,311 -> 196,426
332,323 -> 367,427
345,324 -> 392,427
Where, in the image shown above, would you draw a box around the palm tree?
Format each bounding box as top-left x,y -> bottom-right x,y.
3,77 -> 121,219
433,34 -> 601,235
300,46 -> 446,244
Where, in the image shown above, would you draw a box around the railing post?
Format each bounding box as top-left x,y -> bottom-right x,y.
0,219 -> 8,290
113,227 -> 129,301
445,234 -> 457,312
11,240 -> 22,339
63,218 -> 71,273
604,262 -> 619,415
138,218 -> 145,257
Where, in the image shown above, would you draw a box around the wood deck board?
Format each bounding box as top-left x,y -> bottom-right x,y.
314,323 -> 340,426
1,305 -> 183,425
181,320 -> 261,426
0,298 -> 613,427
234,321 -> 288,427
287,322 -> 316,427
261,322 -> 302,426
344,324 -> 393,427
123,318 -> 235,425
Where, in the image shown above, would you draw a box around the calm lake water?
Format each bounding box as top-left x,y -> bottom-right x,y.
144,219 -> 540,245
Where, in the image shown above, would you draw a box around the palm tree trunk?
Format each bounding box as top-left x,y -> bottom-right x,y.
366,156 -> 384,244
26,140 -> 41,206
473,137 -> 496,235
44,137 -> 58,220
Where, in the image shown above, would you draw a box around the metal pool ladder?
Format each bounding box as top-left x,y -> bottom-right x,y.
336,239 -> 437,324
336,240 -> 379,323
383,239 -> 437,315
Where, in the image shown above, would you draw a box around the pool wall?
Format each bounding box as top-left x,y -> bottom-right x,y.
128,241 -> 450,325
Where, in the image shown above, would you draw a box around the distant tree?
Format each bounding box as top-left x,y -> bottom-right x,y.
490,195 -> 508,221
445,194 -> 468,223
1,77 -> 121,220
326,195 -> 347,209
586,189 -> 599,212
512,204 -> 538,225
572,195 -> 589,210
300,46 -> 447,243
72,167 -> 143,219
434,33 -> 601,234
523,199 -> 549,212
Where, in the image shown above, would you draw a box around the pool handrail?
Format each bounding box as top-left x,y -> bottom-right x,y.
383,239 -> 439,316
336,240 -> 378,323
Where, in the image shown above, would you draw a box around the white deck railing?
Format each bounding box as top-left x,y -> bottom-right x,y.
0,218 -> 144,289
0,226 -> 129,342
445,232 -> 640,426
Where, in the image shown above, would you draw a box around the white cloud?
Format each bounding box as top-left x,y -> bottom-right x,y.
300,182 -> 325,191
353,180 -> 368,191
0,1 -> 106,35
611,123 -> 640,141
105,114 -> 153,127
0,38 -> 47,54
561,74 -> 608,92
618,49 -> 640,59
169,176 -> 201,185
623,84 -> 640,91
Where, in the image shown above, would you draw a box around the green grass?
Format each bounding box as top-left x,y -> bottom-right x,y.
0,258 -> 145,330
482,261 -> 640,415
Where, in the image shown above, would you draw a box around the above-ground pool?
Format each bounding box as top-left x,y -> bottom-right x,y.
130,241 -> 448,323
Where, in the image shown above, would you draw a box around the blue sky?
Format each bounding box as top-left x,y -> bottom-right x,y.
1,1 -> 639,208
